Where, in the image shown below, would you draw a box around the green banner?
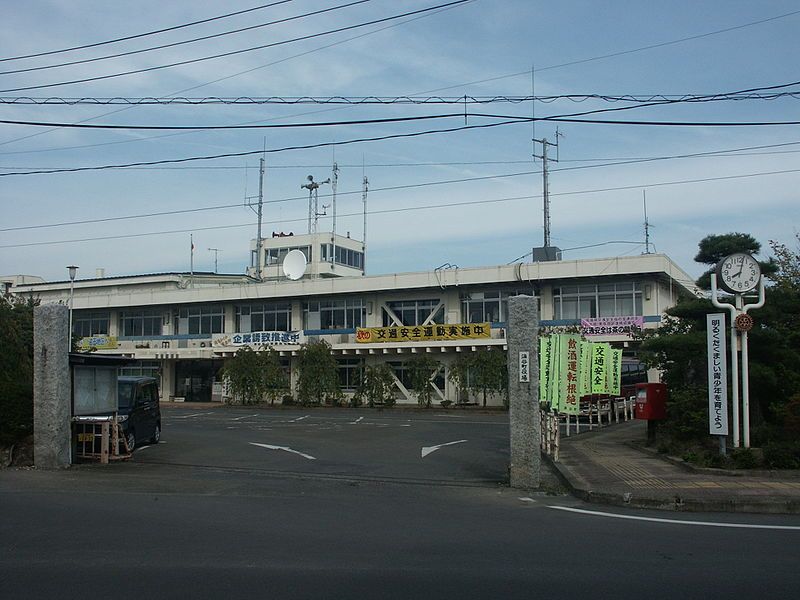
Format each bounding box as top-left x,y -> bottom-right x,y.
591,343 -> 611,394
539,336 -> 551,405
549,334 -> 561,410
607,348 -> 622,396
580,341 -> 592,397
558,334 -> 582,415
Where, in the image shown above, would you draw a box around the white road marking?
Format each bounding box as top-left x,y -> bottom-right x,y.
351,416 -> 364,424
231,414 -> 258,421
518,497 -> 537,503
421,439 -> 468,458
176,412 -> 213,419
249,442 -> 316,460
548,506 -> 800,530
289,415 -> 309,423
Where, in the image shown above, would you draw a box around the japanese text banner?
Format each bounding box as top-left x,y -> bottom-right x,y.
356,322 -> 490,343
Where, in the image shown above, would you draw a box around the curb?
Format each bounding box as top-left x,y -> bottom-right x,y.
543,454 -> 800,515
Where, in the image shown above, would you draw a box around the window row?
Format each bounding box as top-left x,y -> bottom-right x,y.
321,244 -> 364,269
552,282 -> 643,320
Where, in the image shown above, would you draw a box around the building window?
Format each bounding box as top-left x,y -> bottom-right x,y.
236,302 -> 292,332
72,311 -> 110,337
338,358 -> 363,391
303,298 -> 365,330
178,306 -> 224,335
383,299 -> 444,327
120,309 -> 163,337
321,244 -> 364,269
553,282 -> 643,320
120,360 -> 161,379
265,245 -> 311,266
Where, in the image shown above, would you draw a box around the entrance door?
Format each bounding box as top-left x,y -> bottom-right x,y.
175,360 -> 223,402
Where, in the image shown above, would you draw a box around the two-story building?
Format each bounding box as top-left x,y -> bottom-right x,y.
8,232 -> 698,405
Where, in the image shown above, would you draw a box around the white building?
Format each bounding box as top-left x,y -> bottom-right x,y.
9,232 -> 697,405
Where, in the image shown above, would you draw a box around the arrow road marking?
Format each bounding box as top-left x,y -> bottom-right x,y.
421,439 -> 467,458
289,415 -> 309,423
351,416 -> 364,424
548,506 -> 800,530
249,442 -> 316,460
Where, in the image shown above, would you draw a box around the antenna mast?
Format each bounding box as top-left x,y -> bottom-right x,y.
256,157 -> 265,280
643,189 -> 652,254
532,132 -> 560,247
362,173 -> 369,275
332,161 -> 339,270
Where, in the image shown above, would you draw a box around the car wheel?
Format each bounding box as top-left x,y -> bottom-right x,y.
125,430 -> 136,452
150,423 -> 161,444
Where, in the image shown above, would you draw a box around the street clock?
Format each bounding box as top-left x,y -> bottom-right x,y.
716,252 -> 761,294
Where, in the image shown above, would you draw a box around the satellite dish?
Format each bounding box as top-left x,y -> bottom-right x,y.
282,250 -> 307,281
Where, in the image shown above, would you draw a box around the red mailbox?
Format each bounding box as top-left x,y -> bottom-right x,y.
634,383 -> 667,420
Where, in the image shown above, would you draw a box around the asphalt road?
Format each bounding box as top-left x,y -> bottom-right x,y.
2,405 -> 799,599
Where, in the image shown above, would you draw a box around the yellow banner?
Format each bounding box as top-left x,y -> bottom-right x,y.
78,335 -> 118,350
356,322 -> 490,343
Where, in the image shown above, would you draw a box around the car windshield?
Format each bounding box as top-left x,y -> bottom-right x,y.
118,382 -> 135,410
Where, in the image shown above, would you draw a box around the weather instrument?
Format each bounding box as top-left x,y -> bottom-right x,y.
282,249 -> 307,281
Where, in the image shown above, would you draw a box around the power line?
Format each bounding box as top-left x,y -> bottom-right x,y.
0,118 -> 531,176
0,0 -> 372,76
2,166 -> 798,248
0,0 -> 471,94
2,91 -> 799,104
0,1 -> 296,63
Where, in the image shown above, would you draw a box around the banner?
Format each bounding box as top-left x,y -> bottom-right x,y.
591,343 -> 611,394
581,316 -> 644,336
78,335 -> 118,350
356,322 -> 490,343
539,337 -> 552,405
607,348 -> 623,397
706,314 -> 729,435
558,334 -> 582,415
212,331 -> 302,347
549,334 -> 561,410
579,341 -> 593,397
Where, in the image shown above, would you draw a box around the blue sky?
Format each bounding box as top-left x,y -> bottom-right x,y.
0,0 -> 797,284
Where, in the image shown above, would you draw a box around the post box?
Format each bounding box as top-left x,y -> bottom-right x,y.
634,383 -> 667,420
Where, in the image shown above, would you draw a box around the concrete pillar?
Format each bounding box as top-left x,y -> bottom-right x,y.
507,295 -> 540,489
33,304 -> 72,469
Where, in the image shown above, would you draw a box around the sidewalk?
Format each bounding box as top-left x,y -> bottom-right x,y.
550,419 -> 800,514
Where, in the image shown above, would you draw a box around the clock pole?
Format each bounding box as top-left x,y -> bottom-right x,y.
711,258 -> 765,448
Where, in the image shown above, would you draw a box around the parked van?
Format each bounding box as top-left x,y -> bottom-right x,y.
117,376 -> 161,450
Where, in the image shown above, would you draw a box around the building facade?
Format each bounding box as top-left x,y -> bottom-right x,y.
9,234 -> 697,406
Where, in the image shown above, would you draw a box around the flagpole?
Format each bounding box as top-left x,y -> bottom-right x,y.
190,233 -> 194,288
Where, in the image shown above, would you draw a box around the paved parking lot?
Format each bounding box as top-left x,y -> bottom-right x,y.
140,405 -> 511,485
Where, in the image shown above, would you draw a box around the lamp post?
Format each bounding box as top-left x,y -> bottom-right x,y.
67,265 -> 78,350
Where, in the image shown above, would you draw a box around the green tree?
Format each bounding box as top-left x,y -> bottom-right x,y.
355,363 -> 396,407
262,347 -> 289,405
406,354 -> 441,408
221,346 -> 268,405
448,349 -> 508,407
295,340 -> 342,406
0,295 -> 37,445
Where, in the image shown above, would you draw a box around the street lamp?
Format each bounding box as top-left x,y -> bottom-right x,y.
67,265 -> 78,349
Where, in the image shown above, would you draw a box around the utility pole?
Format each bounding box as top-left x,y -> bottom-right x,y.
643,190 -> 652,254
256,158 -> 265,281
362,174 -> 369,275
532,134 -> 560,247
331,161 -> 339,270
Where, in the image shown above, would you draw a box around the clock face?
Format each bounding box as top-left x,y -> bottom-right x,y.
717,253 -> 761,293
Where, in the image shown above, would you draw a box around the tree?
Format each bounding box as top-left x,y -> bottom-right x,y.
0,295 -> 37,445
262,347 -> 289,405
448,349 -> 508,407
295,340 -> 342,406
354,363 -> 396,407
406,354 -> 441,408
221,346 -> 266,405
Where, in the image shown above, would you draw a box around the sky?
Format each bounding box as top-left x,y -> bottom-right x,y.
0,0 -> 798,286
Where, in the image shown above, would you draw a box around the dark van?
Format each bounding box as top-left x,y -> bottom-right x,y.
117,376 -> 161,450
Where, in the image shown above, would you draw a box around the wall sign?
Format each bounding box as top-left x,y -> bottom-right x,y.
356,322 -> 490,343
212,331 -> 302,347
519,351 -> 530,383
581,316 -> 643,336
